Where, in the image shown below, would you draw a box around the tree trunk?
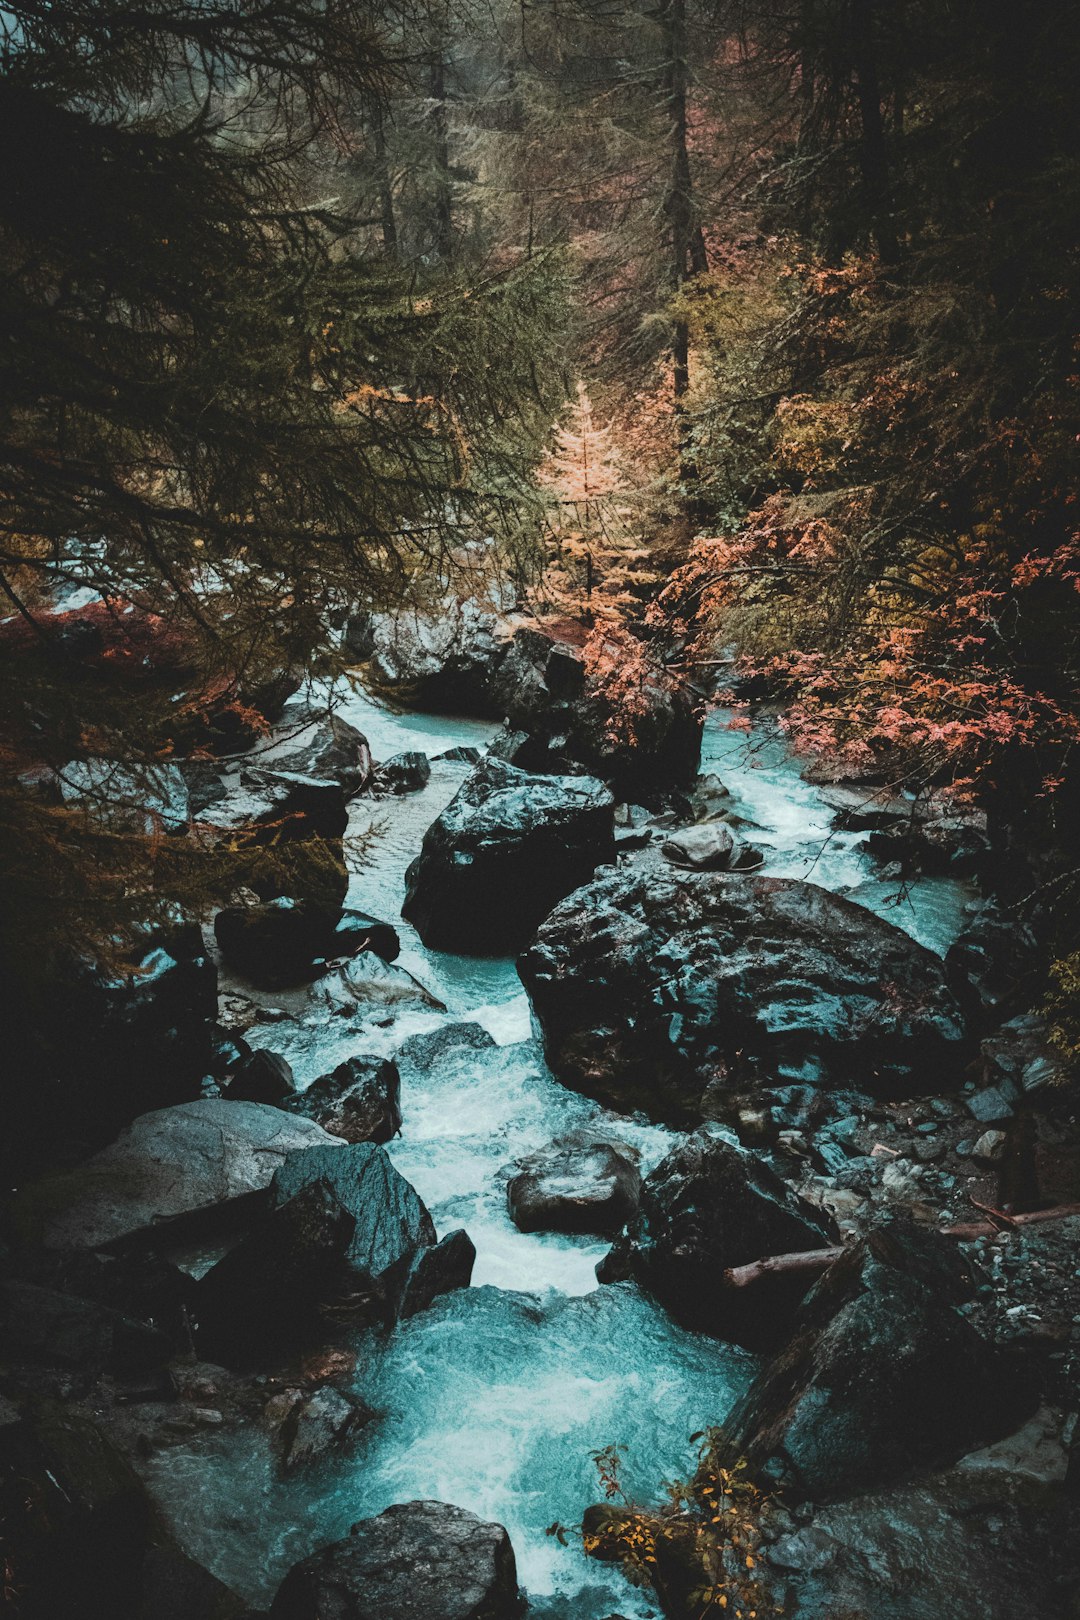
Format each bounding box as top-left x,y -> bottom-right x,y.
660,0 -> 702,481
849,0 -> 899,265
370,98 -> 398,258
430,51 -> 454,263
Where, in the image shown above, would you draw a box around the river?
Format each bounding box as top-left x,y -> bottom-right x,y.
144,691 -> 977,1616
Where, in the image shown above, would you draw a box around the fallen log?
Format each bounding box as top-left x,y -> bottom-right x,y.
722,1201 -> 1080,1289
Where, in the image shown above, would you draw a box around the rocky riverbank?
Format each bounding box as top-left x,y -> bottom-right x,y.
3,630 -> 1079,1620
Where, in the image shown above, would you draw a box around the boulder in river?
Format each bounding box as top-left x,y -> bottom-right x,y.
606,1127 -> 839,1348
195,1177 -> 359,1362
269,1143 -> 450,1324
713,1222 -> 1035,1500
285,1054 -> 402,1144
487,625 -> 702,798
259,712 -> 373,796
263,1384 -> 376,1474
505,1133 -> 642,1236
377,750 -> 432,793
519,861 -> 969,1123
223,1048 -> 295,1104
14,1099 -> 345,1250
269,1500 -> 525,1620
214,897 -> 341,986
398,1228 -> 477,1319
661,820 -> 735,870
58,757 -> 190,833
402,756 -> 615,953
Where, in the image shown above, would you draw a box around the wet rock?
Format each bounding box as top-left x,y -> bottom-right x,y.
611,1127 -> 839,1348
437,745 -> 483,764
214,898 -> 341,987
271,1144 -> 438,1320
14,1100 -> 345,1250
269,1500 -> 524,1620
403,757 -> 614,954
965,1079 -> 1018,1122
761,1463 -> 1080,1620
395,1021 -> 496,1074
689,772 -> 731,820
520,862 -> 968,1123
518,861 -> 965,1127
487,626 -> 701,798
264,1385 -> 375,1474
0,1400 -> 245,1620
981,1012 -> 1066,1096
224,1049 -> 295,1105
946,901 -> 1042,1022
6,927 -> 217,1156
201,769 -> 349,846
972,1128 -> 1008,1164
661,821 -> 735,870
377,751 -> 431,793
331,912 -> 401,963
398,1229 -> 477,1319
505,1134 -> 642,1236
261,713 -> 372,796
286,1056 -> 402,1145
0,1280 -> 173,1378
59,757 -> 190,833
195,1178 -> 359,1362
714,1223 -> 1033,1499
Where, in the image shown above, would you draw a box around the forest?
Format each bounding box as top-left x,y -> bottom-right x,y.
1,2 -> 1079,1617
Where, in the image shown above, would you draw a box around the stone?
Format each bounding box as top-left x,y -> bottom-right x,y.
14,1100 -> 345,1250
195,1178 -> 359,1363
611,1127 -> 839,1348
224,1049 -> 295,1105
402,756 -> 614,954
331,912 -> 402,963
271,1144 -> 438,1318
286,1055 -> 402,1144
972,1128 -> 1008,1164
661,821 -> 736,870
0,1400 -> 245,1620
980,1012 -> 1066,1096
965,1081 -> 1018,1122
486,626 -> 702,798
713,1222 -> 1033,1500
268,1500 -> 524,1620
377,751 -> 432,793
0,1280 -> 173,1378
58,758 -> 190,834
520,862 -> 968,1123
214,898 -> 340,986
398,1229 -> 477,1319
260,713 -> 373,796
505,1134 -> 642,1236
265,1385 -> 376,1474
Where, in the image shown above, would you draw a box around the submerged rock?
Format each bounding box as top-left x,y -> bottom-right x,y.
714,1223 -> 1034,1500
661,820 -> 735,870
520,862 -> 969,1123
505,1133 -> 642,1236
285,1055 -> 402,1144
15,1100 -> 344,1250
609,1128 -> 838,1347
269,1500 -> 524,1620
403,756 -> 615,953
398,1228 -> 477,1319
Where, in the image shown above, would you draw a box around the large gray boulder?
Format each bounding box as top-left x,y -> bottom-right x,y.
285,1055 -> 402,1144
259,712 -> 373,796
402,757 -> 614,953
14,1100 -> 345,1250
519,862 -> 968,1123
58,758 -> 190,833
269,1500 -> 524,1620
606,1128 -> 838,1347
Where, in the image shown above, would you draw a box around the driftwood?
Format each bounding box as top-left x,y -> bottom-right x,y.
722,1201 -> 1080,1290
